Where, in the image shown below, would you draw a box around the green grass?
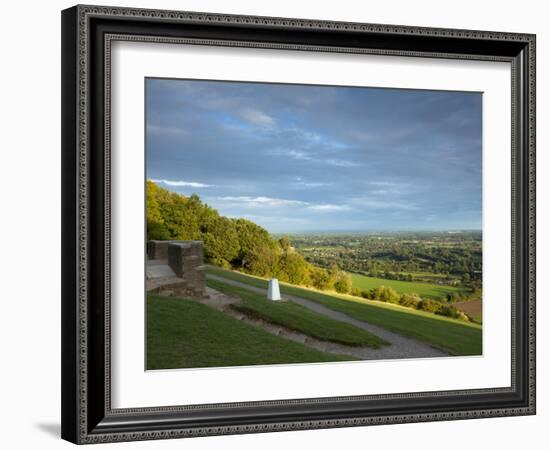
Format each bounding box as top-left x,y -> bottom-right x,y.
147,295 -> 354,370
350,273 -> 468,300
206,266 -> 482,356
409,272 -> 450,279
208,279 -> 388,348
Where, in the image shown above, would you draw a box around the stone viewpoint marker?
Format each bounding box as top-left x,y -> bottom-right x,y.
267,278 -> 281,301
146,240 -> 206,298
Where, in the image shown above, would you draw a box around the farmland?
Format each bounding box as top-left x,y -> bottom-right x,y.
290,231 -> 482,287
349,273 -> 468,300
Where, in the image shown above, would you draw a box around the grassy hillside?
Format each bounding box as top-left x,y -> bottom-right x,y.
208,279 -> 388,348
147,295 -> 353,370
350,273 -> 468,300
206,266 -> 482,356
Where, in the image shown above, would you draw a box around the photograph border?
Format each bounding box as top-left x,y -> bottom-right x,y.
61,4 -> 536,444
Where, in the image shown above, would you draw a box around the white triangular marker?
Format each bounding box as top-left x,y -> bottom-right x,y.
267,278 -> 281,301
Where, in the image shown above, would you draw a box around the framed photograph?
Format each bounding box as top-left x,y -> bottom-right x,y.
61,5 -> 536,444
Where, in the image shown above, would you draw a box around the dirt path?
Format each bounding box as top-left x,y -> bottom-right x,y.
206,274 -> 449,360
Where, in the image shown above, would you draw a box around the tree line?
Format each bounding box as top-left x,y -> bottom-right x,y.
146,181 -> 352,293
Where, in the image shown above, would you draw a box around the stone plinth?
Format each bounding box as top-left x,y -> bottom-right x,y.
268,278 -> 281,301
167,241 -> 205,296
147,240 -> 206,298
147,240 -> 171,260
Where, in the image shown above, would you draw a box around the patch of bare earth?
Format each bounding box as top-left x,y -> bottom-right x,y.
455,298 -> 482,319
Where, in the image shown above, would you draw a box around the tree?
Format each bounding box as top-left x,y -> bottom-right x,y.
202,216 -> 240,266
232,219 -> 273,268
146,180 -> 170,239
333,272 -> 352,294
399,293 -> 421,308
308,266 -> 332,290
370,285 -> 400,303
327,264 -> 352,294
279,235 -> 291,251
278,251 -> 310,285
146,180 -> 331,287
246,243 -> 281,278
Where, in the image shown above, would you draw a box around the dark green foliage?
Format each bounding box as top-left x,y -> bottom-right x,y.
202,216 -> 240,264
232,219 -> 272,267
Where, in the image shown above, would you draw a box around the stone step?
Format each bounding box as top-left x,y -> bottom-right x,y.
146,264 -> 176,279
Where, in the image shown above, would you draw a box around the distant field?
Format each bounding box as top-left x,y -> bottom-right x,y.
208,279 -> 388,348
350,273 -> 468,300
455,299 -> 482,324
206,266 -> 482,356
147,295 -> 353,370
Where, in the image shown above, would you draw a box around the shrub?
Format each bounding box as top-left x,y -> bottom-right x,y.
436,305 -> 471,321
334,273 -> 352,294
417,299 -> 441,313
370,286 -> 400,303
446,292 -> 463,303
309,266 -> 333,291
399,293 -> 421,308
435,304 -> 461,318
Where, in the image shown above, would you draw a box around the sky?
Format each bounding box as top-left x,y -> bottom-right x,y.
146,78 -> 482,233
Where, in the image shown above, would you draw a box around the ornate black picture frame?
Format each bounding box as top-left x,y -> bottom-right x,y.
61,4 -> 536,444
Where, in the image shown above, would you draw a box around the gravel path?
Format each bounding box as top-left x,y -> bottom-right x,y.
207,274 -> 449,360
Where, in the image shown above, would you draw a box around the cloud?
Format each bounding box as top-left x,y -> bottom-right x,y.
217,196 -> 349,213
324,158 -> 360,167
147,78 -> 481,231
307,204 -> 352,212
217,196 -> 308,208
150,178 -> 212,188
286,150 -> 313,161
238,108 -> 275,127
369,181 -> 403,187
351,198 -> 419,211
368,180 -> 415,196
272,149 -> 359,167
292,180 -> 332,188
